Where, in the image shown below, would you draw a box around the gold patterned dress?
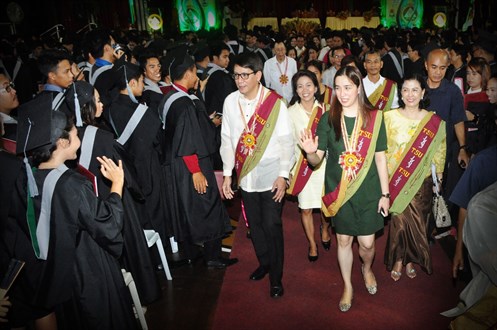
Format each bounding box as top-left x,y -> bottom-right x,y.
384,109 -> 446,274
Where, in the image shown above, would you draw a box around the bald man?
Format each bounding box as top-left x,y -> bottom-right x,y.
424,49 -> 468,237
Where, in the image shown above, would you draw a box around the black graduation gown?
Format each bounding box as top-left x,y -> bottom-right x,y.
8,169 -> 137,329
204,70 -> 237,169
107,95 -> 169,241
141,88 -> 165,113
162,91 -> 231,244
77,125 -> 161,305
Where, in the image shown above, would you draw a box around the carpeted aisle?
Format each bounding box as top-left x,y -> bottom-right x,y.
212,199 -> 464,330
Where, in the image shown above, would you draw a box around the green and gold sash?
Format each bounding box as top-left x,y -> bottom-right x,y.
322,110 -> 382,217
389,113 -> 445,214
287,103 -> 327,196
235,91 -> 282,182
369,79 -> 396,111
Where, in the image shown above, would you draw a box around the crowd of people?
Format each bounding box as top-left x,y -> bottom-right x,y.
0,19 -> 496,329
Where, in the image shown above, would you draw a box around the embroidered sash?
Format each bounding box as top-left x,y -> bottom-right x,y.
287,104 -> 326,196
369,79 -> 395,111
321,110 -> 382,217
389,113 -> 445,214
235,91 -> 281,182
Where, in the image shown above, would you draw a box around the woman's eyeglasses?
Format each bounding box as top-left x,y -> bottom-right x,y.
0,82 -> 15,93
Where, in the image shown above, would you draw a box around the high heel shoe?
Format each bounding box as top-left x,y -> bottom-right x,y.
308,244 -> 318,262
320,225 -> 331,251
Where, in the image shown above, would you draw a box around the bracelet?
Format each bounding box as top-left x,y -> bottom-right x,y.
459,145 -> 467,150
381,193 -> 391,199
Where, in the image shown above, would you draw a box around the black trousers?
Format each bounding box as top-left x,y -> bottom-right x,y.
241,189 -> 284,286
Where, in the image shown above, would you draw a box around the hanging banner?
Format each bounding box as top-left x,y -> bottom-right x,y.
381,0 -> 423,28
177,0 -> 219,32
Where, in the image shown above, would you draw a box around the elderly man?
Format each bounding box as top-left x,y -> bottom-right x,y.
263,40 -> 298,103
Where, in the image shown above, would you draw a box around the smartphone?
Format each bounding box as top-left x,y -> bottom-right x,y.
380,209 -> 387,217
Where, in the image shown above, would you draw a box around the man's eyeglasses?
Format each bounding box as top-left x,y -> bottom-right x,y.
0,82 -> 15,93
232,72 -> 255,81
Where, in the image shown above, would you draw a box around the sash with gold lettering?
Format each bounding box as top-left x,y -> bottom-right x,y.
323,85 -> 333,105
389,113 -> 445,214
287,104 -> 327,195
321,110 -> 382,217
235,91 -> 282,182
369,79 -> 396,111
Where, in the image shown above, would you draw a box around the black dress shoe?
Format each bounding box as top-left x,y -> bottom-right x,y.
270,285 -> 284,298
249,266 -> 268,280
206,258 -> 239,269
308,245 -> 318,262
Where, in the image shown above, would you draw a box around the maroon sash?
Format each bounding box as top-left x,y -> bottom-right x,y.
287,104 -> 326,195
389,114 -> 443,208
235,92 -> 281,180
321,110 -> 380,216
375,79 -> 394,110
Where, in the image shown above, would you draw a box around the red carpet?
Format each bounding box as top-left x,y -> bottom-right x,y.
213,199 -> 464,330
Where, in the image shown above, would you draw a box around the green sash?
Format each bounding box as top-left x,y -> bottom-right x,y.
389,113 -> 445,214
235,91 -> 282,182
287,103 -> 327,196
369,79 -> 396,111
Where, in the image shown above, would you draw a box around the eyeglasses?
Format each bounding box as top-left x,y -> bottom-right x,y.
232,72 -> 255,81
0,82 -> 15,93
334,54 -> 345,59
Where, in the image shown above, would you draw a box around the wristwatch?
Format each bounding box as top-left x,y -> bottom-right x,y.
381,193 -> 391,199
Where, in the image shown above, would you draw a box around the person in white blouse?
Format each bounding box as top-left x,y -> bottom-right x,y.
221,52 -> 295,298
263,40 -> 298,104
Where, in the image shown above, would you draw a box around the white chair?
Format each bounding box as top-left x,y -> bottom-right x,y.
122,269 -> 148,330
169,236 -> 179,253
144,230 -> 172,280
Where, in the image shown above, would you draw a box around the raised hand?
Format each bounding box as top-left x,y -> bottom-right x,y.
299,128 -> 319,154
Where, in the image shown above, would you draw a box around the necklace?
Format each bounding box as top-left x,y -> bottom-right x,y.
238,89 -> 265,155
276,56 -> 289,85
338,114 -> 362,180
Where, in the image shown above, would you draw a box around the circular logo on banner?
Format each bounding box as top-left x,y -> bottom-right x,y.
433,12 -> 446,28
148,14 -> 163,30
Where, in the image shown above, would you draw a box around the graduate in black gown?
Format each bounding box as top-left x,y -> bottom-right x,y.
106,62 -> 170,245
7,95 -> 137,329
66,80 -> 161,305
160,46 -> 236,269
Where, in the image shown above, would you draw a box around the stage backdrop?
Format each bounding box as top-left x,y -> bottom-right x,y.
381,0 -> 423,28
177,0 -> 220,32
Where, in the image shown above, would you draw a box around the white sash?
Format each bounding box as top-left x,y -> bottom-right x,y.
36,164 -> 69,260
90,65 -> 113,85
116,104 -> 148,145
79,125 -> 98,169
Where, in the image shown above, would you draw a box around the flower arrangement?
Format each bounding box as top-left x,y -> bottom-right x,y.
336,10 -> 350,20
291,9 -> 319,18
326,10 -> 336,17
363,7 -> 378,22
281,19 -> 320,37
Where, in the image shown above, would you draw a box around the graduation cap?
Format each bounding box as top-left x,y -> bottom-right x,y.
16,93 -> 69,196
65,81 -> 94,127
162,44 -> 195,81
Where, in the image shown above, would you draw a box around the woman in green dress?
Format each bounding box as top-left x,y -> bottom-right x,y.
300,66 -> 390,312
